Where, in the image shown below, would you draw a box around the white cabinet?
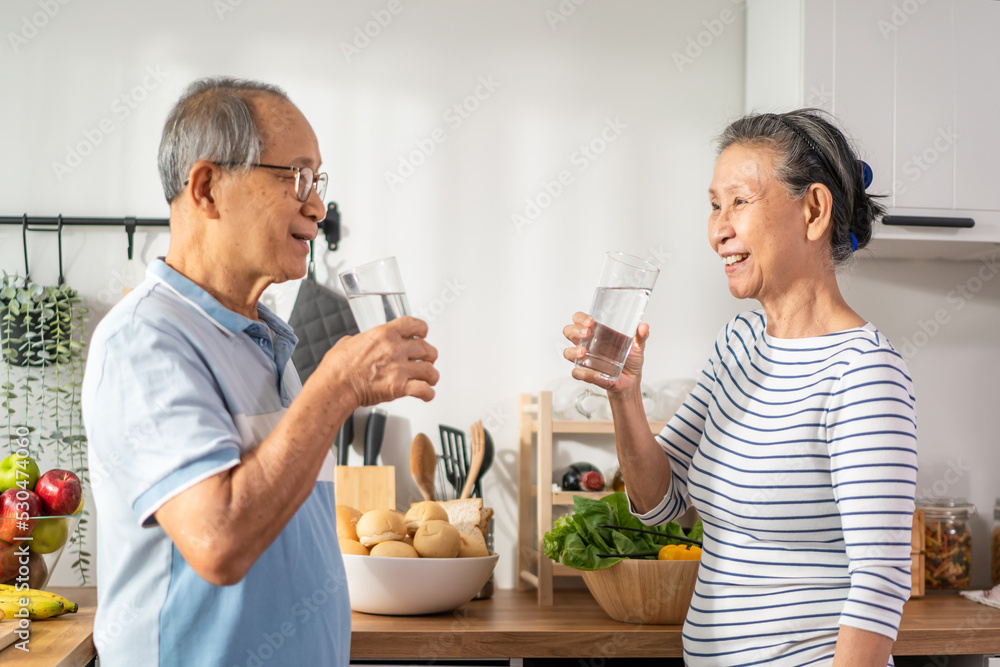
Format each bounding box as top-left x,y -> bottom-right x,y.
746,0 -> 1000,260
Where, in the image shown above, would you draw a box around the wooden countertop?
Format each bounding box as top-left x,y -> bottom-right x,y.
0,587 -> 96,666
351,589 -> 1000,659
5,587 -> 1000,663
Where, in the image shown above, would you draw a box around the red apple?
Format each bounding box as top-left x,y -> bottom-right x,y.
0,542 -> 18,581
35,469 -> 82,517
0,547 -> 46,588
0,488 -> 42,543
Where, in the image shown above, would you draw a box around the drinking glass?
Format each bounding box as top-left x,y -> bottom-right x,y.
574,251 -> 659,381
338,256 -> 411,331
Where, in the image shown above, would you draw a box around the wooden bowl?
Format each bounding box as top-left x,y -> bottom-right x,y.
581,558 -> 699,625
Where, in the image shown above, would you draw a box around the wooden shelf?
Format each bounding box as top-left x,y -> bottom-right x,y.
555,420 -> 665,434
517,391 -> 663,605
552,491 -> 607,505
527,418 -> 667,435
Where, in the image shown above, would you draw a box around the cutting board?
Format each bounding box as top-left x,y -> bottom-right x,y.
334,465 -> 395,512
0,623 -> 19,652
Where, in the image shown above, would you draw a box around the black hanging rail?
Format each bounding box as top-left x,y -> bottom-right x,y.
1,215 -> 169,285
0,216 -> 169,227
1,202 -> 341,250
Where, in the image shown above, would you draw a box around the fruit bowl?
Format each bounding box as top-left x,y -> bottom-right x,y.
0,513 -> 81,590
342,552 -> 499,616
581,558 -> 699,625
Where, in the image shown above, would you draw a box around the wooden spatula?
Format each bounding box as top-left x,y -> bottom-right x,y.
410,433 -> 437,501
460,421 -> 485,499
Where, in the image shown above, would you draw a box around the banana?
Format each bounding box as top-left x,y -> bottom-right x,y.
0,595 -> 67,620
0,585 -> 78,613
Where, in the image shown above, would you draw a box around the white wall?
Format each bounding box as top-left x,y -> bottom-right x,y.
1,0 -> 996,594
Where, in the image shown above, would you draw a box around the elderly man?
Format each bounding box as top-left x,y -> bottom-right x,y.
82,77 -> 438,666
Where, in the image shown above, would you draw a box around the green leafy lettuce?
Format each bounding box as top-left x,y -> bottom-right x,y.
542,492 -> 702,571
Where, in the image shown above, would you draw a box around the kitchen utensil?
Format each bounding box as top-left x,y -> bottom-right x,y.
597,552 -> 661,559
410,433 -> 437,502
473,426 -> 494,499
460,421 -> 485,499
599,524 -> 703,547
364,408 -> 387,465
334,417 -> 353,466
438,424 -> 468,497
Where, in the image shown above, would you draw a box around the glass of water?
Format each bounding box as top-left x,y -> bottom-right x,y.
574,251 -> 659,381
338,256 -> 411,331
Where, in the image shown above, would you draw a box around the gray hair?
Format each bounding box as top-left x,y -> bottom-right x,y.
717,109 -> 885,266
157,77 -> 290,203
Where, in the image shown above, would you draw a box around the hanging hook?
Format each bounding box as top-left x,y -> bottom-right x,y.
321,202 -> 341,252
56,214 -> 64,286
125,216 -> 137,261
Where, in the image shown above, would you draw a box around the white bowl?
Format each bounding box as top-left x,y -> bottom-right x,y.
342,553 -> 499,615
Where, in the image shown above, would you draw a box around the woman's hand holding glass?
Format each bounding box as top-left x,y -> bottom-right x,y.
563,311 -> 650,397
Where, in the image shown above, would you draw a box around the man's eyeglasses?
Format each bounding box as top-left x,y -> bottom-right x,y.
217,162 -> 328,202
184,162 -> 328,202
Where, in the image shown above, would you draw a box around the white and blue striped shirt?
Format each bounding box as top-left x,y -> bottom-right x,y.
634,311 -> 917,666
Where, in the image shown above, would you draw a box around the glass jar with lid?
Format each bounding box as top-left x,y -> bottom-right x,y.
918,498 -> 976,590
992,499 -> 1000,587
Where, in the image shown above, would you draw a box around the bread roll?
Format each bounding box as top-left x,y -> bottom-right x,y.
356,509 -> 407,547
370,541 -> 419,558
457,531 -> 489,558
404,501 -> 449,535
336,505 -> 363,541
413,520 -> 460,558
339,538 -> 369,556
438,498 -> 483,536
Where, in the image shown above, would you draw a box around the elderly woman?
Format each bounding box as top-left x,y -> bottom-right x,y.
564,110 -> 917,666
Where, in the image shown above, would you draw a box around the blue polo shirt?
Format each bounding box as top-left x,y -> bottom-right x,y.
82,259 -> 350,667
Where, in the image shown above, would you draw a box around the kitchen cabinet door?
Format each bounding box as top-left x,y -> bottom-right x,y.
828,0 -> 896,203
893,1 -> 957,209
954,0 -> 1000,212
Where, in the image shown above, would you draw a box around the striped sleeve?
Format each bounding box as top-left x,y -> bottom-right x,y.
827,347 -> 918,639
630,325 -> 726,527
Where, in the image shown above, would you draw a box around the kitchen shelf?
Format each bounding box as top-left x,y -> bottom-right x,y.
552,491 -> 606,505
517,391 -> 666,605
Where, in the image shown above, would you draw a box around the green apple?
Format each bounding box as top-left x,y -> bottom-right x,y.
0,452 -> 40,492
30,517 -> 68,554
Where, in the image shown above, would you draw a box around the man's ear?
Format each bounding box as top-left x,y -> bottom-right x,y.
186,160 -> 223,219
803,182 -> 834,242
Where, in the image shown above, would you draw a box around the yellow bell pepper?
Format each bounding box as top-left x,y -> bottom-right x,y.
658,544 -> 702,561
